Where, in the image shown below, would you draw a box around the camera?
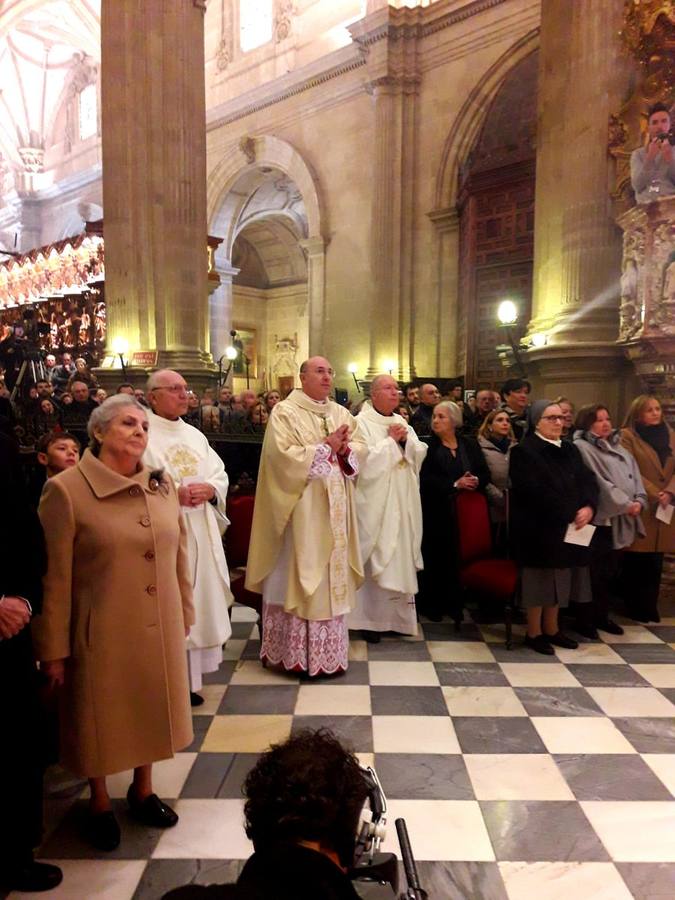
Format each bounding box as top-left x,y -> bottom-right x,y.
655,130 -> 675,145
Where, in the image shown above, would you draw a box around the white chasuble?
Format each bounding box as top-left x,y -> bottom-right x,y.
144,411 -> 232,658
348,401 -> 426,635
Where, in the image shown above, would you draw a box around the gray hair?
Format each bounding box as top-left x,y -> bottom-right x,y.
146,368 -> 178,392
371,373 -> 398,393
435,400 -> 463,427
87,395 -> 147,451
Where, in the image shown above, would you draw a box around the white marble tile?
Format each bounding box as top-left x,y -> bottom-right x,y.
153,799 -> 253,859
372,715 -> 460,754
194,684 -> 228,716
427,641 -> 496,663
231,605 -> 258,622
355,752 -> 375,770
632,664 -> 675,687
597,625 -> 663,644
499,861 -> 633,900
500,663 -> 581,688
442,686 -> 527,717
554,643 -> 624,664
380,799 -> 494,861
295,684 -> 371,715
465,753 -> 574,801
368,660 -> 440,686
581,801 -> 675,861
348,639 -> 368,661
229,660 -> 298,685
94,753 -> 197,800
222,639 -> 247,660
586,687 -> 675,718
11,860 -> 147,900
643,754 -> 675,796
532,717 -> 636,754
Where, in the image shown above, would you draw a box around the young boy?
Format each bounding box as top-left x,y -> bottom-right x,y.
36,431 -> 80,478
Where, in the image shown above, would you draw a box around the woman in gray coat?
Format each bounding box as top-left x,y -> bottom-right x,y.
478,409 -> 515,552
573,404 -> 647,638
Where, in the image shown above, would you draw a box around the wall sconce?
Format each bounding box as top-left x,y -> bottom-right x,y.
382,359 -> 396,376
347,362 -> 360,391
497,300 -> 518,326
495,301 -> 526,377
530,332 -> 548,348
218,341 -> 239,387
111,336 -> 129,378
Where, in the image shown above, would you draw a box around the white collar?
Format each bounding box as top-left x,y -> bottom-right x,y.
535,432 -> 562,448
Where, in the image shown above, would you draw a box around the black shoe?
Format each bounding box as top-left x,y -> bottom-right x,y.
524,634 -> 555,656
650,611 -> 661,623
361,630 -> 381,644
190,691 -> 204,707
597,619 -> 624,636
127,786 -> 178,828
4,861 -> 63,893
86,809 -> 121,851
574,623 -> 600,641
544,631 -> 579,650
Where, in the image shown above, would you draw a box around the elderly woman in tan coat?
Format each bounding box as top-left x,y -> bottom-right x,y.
620,395 -> 675,622
33,395 -> 195,852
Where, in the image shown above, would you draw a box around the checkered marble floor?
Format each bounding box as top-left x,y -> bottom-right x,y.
10,603 -> 675,900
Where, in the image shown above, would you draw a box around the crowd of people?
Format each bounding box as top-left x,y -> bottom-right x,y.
1,353 -> 674,894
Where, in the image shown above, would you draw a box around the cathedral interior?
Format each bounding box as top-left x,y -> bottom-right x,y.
1,1 -> 675,898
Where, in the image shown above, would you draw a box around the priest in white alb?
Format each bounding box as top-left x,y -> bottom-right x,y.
144,369 -> 232,705
246,357 -> 368,677
348,374 -> 427,642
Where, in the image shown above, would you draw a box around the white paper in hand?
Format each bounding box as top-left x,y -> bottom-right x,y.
564,523 -> 596,547
656,503 -> 674,525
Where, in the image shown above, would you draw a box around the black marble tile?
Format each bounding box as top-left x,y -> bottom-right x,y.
616,862 -> 675,900
202,660 -> 238,685
453,717 -> 546,754
422,622 -> 483,641
480,800 -> 610,861
555,753 -> 673,801
646,625 -> 675,642
612,717 -> 675,752
240,640 -> 261,660
366,640 -> 431,661
330,660 -> 370,685
490,643 -> 562,663
38,799 -> 164,860
185,716 -> 212,753
434,663 -> 509,686
217,754 -> 262,799
133,859 -> 245,899
229,621 -> 255,640
291,715 -> 373,752
658,687 -> 675,704
370,686 -> 448,716
217,685 -> 298,715
612,644 -> 675,664
514,687 -> 604,717
374,753 -> 473,800
180,752 -> 234,798
565,663 -> 649,687
412,862 -> 508,900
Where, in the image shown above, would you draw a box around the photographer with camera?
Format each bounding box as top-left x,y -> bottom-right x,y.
631,102 -> 675,204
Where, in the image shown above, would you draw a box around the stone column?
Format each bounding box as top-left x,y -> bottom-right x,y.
300,237 -> 326,357
100,0 -> 213,383
209,262 -> 239,363
428,208 -> 460,377
527,0 -> 631,411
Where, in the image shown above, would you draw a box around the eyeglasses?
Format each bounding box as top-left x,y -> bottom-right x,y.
540,415 -> 565,422
152,385 -> 188,394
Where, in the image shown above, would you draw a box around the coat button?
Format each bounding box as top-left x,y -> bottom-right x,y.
129,486 -> 142,497
144,550 -> 155,561
146,584 -> 157,595
140,516 -> 151,527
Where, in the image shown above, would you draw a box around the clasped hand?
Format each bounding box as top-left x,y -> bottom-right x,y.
388,423 -> 408,444
178,483 -> 216,507
646,136 -> 673,163
324,424 -> 350,456
456,472 -> 479,491
0,596 -> 31,640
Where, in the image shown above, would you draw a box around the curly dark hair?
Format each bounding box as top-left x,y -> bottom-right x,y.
243,729 -> 369,867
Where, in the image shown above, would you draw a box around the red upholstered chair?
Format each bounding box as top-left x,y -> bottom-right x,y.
456,491 -> 517,649
225,493 -> 263,641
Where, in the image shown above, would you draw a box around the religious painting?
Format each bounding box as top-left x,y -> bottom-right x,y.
232,326 -> 257,377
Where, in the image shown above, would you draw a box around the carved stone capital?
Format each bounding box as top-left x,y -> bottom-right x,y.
18,147 -> 44,174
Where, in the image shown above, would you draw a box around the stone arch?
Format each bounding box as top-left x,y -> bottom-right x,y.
207,135 -> 327,361
434,28 -> 540,210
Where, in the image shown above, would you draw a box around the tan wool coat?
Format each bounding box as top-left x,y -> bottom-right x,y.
33,450 -> 195,778
620,426 -> 675,553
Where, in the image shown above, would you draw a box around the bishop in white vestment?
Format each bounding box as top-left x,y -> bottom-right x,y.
144,371 -> 232,697
348,375 -> 427,639
246,358 -> 368,676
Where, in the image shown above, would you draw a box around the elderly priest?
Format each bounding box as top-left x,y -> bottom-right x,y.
246,357 -> 368,677
348,375 -> 427,642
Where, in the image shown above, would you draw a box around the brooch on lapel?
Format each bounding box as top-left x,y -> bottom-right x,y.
149,469 -> 169,495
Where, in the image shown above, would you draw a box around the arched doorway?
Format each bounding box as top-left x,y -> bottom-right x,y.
207,136 -> 325,394
457,51 -> 539,388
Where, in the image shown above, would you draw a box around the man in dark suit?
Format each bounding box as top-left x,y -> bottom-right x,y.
0,432 -> 62,892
